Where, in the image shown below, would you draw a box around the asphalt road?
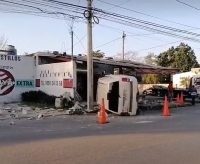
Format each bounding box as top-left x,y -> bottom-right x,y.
1,105 -> 200,164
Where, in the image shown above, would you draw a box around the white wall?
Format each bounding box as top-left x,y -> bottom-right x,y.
173,71 -> 195,88
36,61 -> 76,97
0,55 -> 35,103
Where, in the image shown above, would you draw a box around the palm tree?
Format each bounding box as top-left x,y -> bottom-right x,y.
180,76 -> 191,88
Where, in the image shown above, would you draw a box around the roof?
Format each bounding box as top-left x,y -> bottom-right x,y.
173,71 -> 195,76
38,53 -> 179,74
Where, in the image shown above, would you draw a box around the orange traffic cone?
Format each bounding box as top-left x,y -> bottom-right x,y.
176,94 -> 180,103
162,96 -> 171,116
98,98 -> 109,124
179,92 -> 184,104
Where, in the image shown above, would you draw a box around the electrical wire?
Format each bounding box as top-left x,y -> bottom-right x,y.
105,0 -> 131,11
95,37 -> 121,49
74,33 -> 87,52
97,0 -> 200,30
135,40 -> 183,52
98,15 -> 200,43
65,34 -> 87,51
176,0 -> 200,11
2,0 -> 200,44
95,11 -> 200,37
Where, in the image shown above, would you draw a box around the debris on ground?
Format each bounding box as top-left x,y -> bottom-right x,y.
10,121 -> 15,125
37,113 -> 44,120
0,93 -> 196,122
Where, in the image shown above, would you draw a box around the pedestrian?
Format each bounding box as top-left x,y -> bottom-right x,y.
168,81 -> 174,102
189,85 -> 197,105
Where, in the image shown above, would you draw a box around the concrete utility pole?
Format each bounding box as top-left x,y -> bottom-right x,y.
70,26 -> 74,58
122,31 -> 126,60
86,0 -> 93,111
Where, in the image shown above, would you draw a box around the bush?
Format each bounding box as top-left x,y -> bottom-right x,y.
21,90 -> 56,105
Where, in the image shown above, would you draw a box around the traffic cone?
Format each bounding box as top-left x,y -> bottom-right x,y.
176,94 -> 180,103
98,98 -> 109,124
179,92 -> 184,104
162,96 -> 171,116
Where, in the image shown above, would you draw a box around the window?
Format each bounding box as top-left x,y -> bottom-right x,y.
194,77 -> 200,86
64,73 -> 65,77
58,73 -> 60,77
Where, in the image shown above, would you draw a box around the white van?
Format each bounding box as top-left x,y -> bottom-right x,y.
96,75 -> 138,116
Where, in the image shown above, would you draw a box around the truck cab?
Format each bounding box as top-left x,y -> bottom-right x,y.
189,75 -> 200,99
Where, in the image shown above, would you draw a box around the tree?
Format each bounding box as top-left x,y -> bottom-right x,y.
143,53 -> 161,84
93,50 -> 105,58
157,43 -> 199,72
144,53 -> 157,65
0,35 -> 7,49
180,76 -> 191,88
114,51 -> 144,62
142,74 -> 160,84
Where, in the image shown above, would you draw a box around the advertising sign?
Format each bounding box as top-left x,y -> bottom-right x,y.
0,69 -> 35,96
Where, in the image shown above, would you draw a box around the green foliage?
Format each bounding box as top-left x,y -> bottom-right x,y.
143,53 -> 171,84
180,76 -> 191,88
93,50 -> 105,58
157,43 -> 199,72
21,90 -> 56,105
142,74 -> 160,84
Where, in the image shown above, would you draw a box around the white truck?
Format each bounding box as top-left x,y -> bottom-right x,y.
189,75 -> 200,99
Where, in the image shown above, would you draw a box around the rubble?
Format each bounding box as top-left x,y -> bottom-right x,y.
0,92 -> 195,122
10,121 -> 15,125
37,113 -> 44,120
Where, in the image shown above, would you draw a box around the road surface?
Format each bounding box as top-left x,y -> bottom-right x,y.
0,105 -> 200,164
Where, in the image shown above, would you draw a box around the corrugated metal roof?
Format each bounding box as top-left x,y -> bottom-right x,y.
39,54 -> 179,74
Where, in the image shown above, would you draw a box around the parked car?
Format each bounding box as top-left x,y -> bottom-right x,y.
143,85 -> 168,97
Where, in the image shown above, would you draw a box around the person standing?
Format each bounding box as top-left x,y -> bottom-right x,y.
168,81 -> 174,102
189,85 -> 197,105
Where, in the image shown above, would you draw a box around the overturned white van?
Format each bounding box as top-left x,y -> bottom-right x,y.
96,75 -> 138,116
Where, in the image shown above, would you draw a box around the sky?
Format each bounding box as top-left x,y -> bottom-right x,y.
1,0 -> 200,62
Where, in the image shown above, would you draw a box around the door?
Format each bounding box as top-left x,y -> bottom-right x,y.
108,81 -> 119,113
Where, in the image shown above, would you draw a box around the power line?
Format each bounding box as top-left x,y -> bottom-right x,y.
2,0 -> 200,43
112,40 -> 183,57
98,15 -> 200,43
74,33 -> 87,52
176,0 -> 200,11
105,0 -> 131,11
95,11 -> 200,37
65,34 -> 87,51
135,40 -> 182,52
95,37 -> 121,49
97,0 -> 200,30
97,23 -> 172,42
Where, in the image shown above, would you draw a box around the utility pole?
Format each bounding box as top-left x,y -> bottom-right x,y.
70,26 -> 74,58
122,31 -> 126,60
86,0 -> 93,111
70,20 -> 75,99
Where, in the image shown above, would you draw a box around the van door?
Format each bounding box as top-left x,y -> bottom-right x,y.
108,81 -> 119,113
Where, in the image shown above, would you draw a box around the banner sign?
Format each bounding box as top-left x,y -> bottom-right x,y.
0,69 -> 34,96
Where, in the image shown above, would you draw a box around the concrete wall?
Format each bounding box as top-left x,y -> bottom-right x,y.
36,61 -> 76,97
0,55 -> 35,103
138,84 -> 168,92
